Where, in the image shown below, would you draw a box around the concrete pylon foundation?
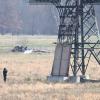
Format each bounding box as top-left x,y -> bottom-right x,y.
47,43 -> 90,83
51,43 -> 71,76
47,43 -> 72,82
47,75 -> 90,83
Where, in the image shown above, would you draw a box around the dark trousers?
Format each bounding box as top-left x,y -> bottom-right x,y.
3,74 -> 7,82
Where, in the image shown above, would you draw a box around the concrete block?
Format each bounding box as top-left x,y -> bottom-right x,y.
68,76 -> 81,83
47,75 -> 68,82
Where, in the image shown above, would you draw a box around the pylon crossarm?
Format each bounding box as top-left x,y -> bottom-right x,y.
29,0 -> 61,5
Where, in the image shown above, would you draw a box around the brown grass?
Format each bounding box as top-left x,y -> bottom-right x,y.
0,35 -> 100,100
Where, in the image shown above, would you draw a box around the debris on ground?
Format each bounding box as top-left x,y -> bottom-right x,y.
32,48 -> 51,53
11,45 -> 27,52
24,49 -> 33,54
12,46 -> 51,54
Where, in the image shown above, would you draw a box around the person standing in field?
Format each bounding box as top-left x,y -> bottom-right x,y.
3,68 -> 8,82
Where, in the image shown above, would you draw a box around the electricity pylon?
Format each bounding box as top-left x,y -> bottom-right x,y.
29,0 -> 100,82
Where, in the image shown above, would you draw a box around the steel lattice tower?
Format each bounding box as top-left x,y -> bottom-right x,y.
29,0 -> 100,81
56,0 -> 100,76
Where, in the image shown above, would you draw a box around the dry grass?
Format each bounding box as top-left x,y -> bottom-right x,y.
0,35 -> 100,100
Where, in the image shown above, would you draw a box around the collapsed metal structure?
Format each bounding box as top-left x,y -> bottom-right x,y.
29,0 -> 100,80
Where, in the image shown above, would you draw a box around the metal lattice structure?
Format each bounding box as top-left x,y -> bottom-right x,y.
29,0 -> 100,78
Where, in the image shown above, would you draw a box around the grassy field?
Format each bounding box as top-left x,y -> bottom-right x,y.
0,35 -> 100,100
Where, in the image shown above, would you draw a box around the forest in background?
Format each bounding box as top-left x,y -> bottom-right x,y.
0,0 -> 99,35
